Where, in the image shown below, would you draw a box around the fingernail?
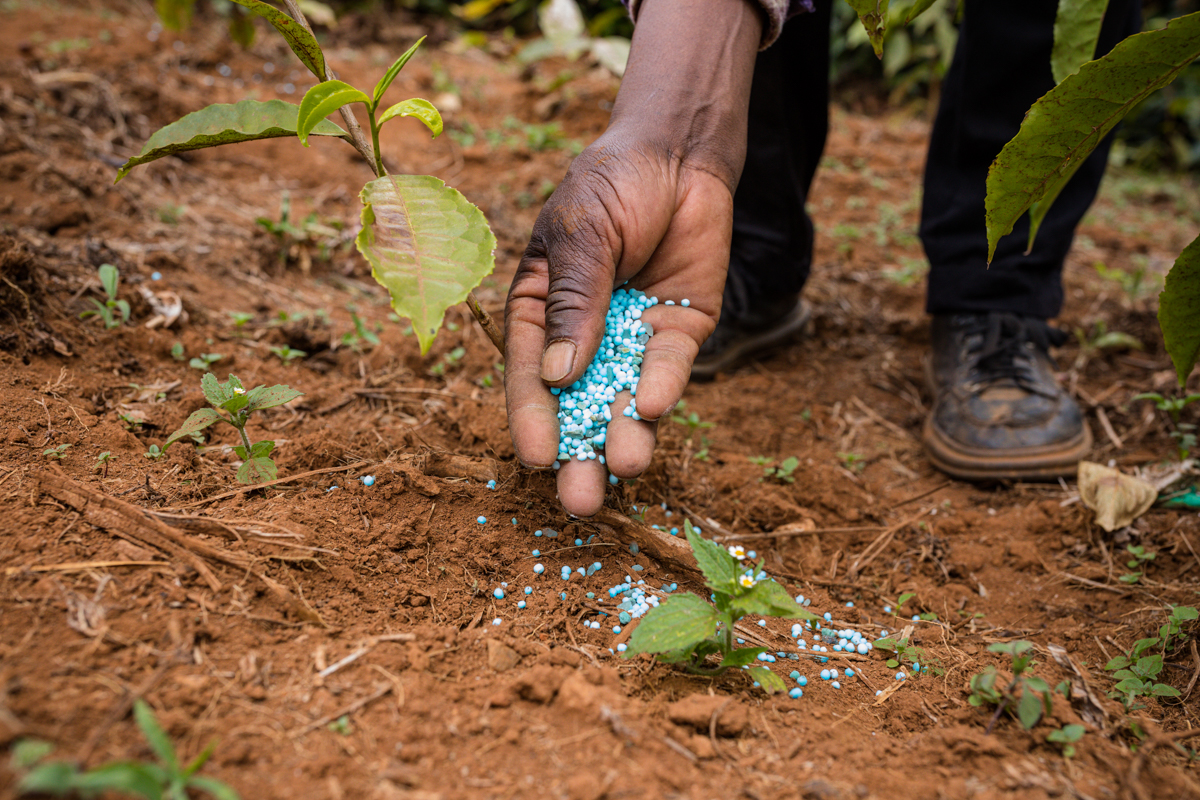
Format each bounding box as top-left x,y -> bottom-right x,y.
541,340 -> 576,383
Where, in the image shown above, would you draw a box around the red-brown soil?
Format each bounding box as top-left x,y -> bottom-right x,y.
2,3 -> 1199,800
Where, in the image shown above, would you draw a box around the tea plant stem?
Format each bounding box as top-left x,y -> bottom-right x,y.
368,113 -> 386,178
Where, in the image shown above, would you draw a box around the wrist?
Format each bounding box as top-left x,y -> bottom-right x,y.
608,0 -> 763,189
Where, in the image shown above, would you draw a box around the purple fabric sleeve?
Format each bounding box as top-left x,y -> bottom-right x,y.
624,0 -> 814,50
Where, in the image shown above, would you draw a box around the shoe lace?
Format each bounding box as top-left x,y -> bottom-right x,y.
959,313 -> 1066,396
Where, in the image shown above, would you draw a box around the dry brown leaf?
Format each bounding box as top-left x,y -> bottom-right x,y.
1077,461 -> 1157,532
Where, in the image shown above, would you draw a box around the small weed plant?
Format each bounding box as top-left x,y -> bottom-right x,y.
968,641 -> 1054,732
1047,724 -> 1086,760
671,402 -> 715,461
42,444 -> 71,459
93,451 -> 112,477
1104,604 -> 1197,710
339,312 -> 380,351
13,699 -> 239,799
189,353 -> 223,372
1134,391 -> 1200,459
163,374 -> 302,484
623,521 -> 818,693
79,264 -> 130,330
755,456 -> 799,484
1120,544 -> 1156,585
269,344 -> 307,365
144,444 -> 165,461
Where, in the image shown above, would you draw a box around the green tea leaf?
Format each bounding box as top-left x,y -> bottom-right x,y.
245,385 -> 303,411
844,0 -> 891,58
237,456 -> 278,484
378,98 -> 443,137
685,520 -> 739,593
134,699 -> 178,774
623,593 -> 717,656
297,80 -> 371,146
748,665 -> 786,694
229,0 -> 326,80
986,12 -> 1200,261
163,408 -> 225,450
1017,690 -> 1043,730
1051,0 -> 1108,84
116,100 -> 346,182
372,36 -> 425,107
1159,233 -> 1200,386
356,175 -> 496,354
733,580 -> 818,620
718,647 -> 768,670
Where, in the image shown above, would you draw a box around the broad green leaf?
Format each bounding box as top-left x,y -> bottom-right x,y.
1051,0 -> 1109,84
844,0 -> 891,58
116,100 -> 346,182
229,0 -> 326,80
245,385 -> 303,411
99,263 -> 119,299
685,521 -> 739,593
134,700 -> 178,774
1135,654 -> 1163,678
986,13 -> 1200,261
220,393 -> 250,414
1152,683 -> 1182,697
1132,638 -> 1161,657
734,580 -> 819,620
1112,669 -> 1136,681
164,408 -> 225,450
1105,655 -> 1131,671
72,762 -> 165,799
356,175 -> 496,354
1023,676 -> 1051,693
748,666 -> 786,694
1159,233 -> 1200,386
297,80 -> 372,146
249,440 -> 275,458
624,594 -> 717,656
201,373 -> 227,407
186,774 -> 243,800
373,37 -> 426,107
903,0 -> 938,25
1175,606 -> 1200,621
155,0 -> 195,31
237,456 -> 278,484
378,98 -> 443,138
233,445 -> 248,461
1016,690 -> 1043,730
1114,677 -> 1147,693
718,647 -> 767,670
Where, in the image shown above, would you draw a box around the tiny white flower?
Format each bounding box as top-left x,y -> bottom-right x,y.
739,573 -> 756,588
233,386 -> 246,395
728,545 -> 746,561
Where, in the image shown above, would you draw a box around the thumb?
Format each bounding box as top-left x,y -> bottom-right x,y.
535,199 -> 620,388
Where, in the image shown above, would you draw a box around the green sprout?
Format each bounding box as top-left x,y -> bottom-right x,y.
93,451 -> 113,477
228,311 -> 254,329
144,445 -> 165,461
339,312 -> 381,352
1119,544 -> 1157,585
1046,724 -> 1086,760
189,353 -> 223,371
13,700 -> 239,800
837,452 -> 866,473
170,342 -> 186,362
162,374 -> 302,484
42,444 -> 71,459
968,641 -> 1054,732
760,456 -> 800,484
268,345 -> 307,365
79,264 -> 130,330
1134,391 -> 1200,460
623,521 -> 818,694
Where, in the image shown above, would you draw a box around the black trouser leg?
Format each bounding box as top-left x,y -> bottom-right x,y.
921,0 -> 1142,318
723,0 -> 831,323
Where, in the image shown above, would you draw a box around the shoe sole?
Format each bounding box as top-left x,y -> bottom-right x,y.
921,415 -> 1093,481
689,300 -> 813,381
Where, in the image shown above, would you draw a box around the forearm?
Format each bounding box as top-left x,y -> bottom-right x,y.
609,0 -> 763,190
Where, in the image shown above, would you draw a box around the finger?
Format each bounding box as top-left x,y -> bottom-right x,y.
505,263 -> 560,468
629,328 -> 701,421
605,390 -> 658,478
556,456 -> 608,518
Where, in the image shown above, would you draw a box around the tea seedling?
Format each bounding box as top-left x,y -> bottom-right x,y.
1134,391 -> 1200,460
759,456 -> 800,484
79,264 -> 130,330
623,521 -> 818,693
14,699 -> 240,800
968,641 -> 1053,732
268,344 -> 307,365
93,451 -> 112,477
1120,544 -> 1156,585
144,444 -> 165,461
189,353 -> 223,371
1047,724 -> 1086,760
42,444 -> 70,459
163,374 -> 302,484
